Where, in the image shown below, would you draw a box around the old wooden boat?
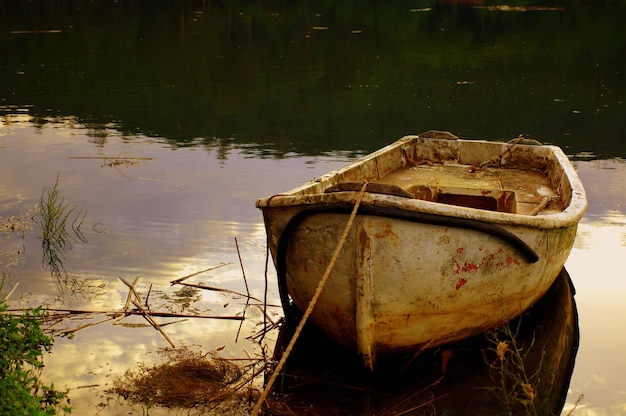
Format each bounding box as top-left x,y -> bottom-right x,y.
256,131 -> 587,369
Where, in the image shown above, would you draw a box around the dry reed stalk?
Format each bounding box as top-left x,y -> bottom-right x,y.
565,394 -> 584,416
401,339 -> 435,371
145,283 -> 152,307
247,317 -> 281,342
230,364 -> 266,393
234,237 -> 250,296
234,236 -> 251,343
169,263 -> 231,285
120,275 -> 142,312
8,308 -> 245,320
261,234 -> 270,344
131,298 -> 175,348
59,314 -> 122,337
174,281 -> 262,303
116,319 -> 188,329
251,304 -> 278,325
377,376 -> 445,416
1,282 -> 18,301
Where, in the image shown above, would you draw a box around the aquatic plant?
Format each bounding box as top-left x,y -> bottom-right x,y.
38,173 -> 87,284
483,317 -> 543,416
0,296 -> 71,415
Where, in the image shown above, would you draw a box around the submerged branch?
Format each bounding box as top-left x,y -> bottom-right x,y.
169,263 -> 232,285
119,275 -> 143,311
132,298 -> 176,348
174,281 -> 263,304
7,308 -> 245,321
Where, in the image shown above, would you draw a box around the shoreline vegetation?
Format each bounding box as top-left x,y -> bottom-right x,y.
0,276 -> 71,415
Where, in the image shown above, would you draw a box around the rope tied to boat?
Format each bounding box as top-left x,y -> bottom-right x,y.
471,134 -> 542,172
250,181 -> 369,416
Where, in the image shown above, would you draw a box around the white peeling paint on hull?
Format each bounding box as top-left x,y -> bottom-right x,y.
256,133 -> 587,369
287,214 -> 576,360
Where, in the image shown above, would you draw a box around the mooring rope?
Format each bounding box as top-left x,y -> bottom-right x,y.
250,181 -> 369,416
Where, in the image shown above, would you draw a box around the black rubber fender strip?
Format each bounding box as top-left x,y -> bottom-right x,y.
276,202 -> 540,317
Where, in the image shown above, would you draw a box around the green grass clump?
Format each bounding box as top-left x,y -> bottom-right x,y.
0,296 -> 71,415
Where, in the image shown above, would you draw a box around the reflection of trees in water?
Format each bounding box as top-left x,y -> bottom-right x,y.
2,1 -> 624,157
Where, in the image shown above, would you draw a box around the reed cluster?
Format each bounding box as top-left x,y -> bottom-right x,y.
38,174 -> 87,283
484,319 -> 542,416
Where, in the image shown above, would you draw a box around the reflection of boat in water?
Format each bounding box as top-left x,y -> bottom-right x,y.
257,132 -> 587,369
270,268 -> 579,416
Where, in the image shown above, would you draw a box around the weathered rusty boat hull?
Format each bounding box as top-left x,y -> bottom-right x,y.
274,206 -> 575,366
256,134 -> 587,369
271,268 -> 579,415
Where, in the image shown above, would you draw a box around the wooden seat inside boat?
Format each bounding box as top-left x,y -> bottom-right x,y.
379,163 -> 560,215
411,184 -> 517,213
324,163 -> 561,216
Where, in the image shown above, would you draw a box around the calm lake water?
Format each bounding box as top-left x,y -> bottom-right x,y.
1,1 -> 625,415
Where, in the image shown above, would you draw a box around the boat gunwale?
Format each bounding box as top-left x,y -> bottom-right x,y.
256,135 -> 588,230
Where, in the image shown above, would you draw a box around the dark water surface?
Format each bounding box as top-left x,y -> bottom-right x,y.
1,1 -> 625,415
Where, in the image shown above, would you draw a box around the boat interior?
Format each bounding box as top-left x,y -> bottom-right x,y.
321,137 -> 569,216
379,163 -> 560,215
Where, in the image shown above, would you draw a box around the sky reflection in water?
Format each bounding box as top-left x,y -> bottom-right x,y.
564,159 -> 626,415
0,118 -> 351,414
